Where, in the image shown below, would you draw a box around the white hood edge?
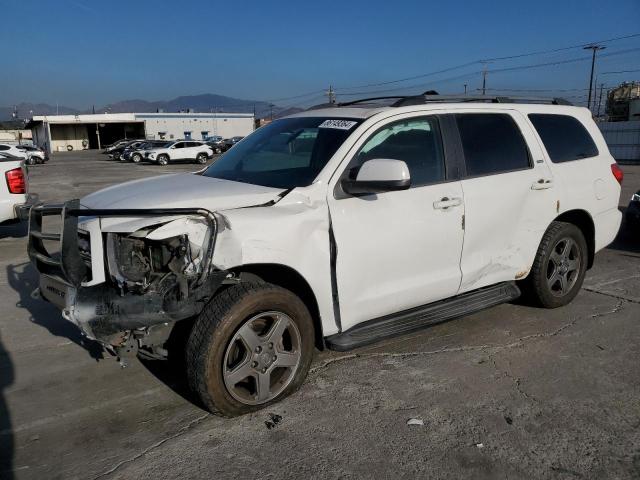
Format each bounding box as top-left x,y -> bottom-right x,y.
79,172 -> 285,233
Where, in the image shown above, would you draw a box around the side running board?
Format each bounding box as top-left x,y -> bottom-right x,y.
325,282 -> 520,351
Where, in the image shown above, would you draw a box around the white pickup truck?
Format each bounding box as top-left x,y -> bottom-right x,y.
0,156 -> 30,225
28,94 -> 622,416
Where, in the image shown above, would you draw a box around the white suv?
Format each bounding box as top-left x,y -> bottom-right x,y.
28,95 -> 622,417
145,140 -> 214,165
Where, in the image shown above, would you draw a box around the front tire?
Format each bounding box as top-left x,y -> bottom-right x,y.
186,282 -> 314,417
522,221 -> 588,308
196,152 -> 208,164
132,153 -> 142,163
157,154 -> 169,166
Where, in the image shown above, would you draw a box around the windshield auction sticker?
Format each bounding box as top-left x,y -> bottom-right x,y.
318,119 -> 358,130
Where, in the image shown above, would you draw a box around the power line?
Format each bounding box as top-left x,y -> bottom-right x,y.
334,33 -> 640,91
479,32 -> 640,62
600,68 -> 640,75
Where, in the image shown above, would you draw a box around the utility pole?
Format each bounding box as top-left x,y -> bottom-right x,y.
326,85 -> 336,105
481,63 -> 489,95
584,44 -> 606,110
269,103 -> 274,120
596,83 -> 605,117
463,83 -> 468,94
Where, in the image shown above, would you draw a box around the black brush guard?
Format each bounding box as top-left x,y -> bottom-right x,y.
28,200 -> 226,343
28,199 -> 218,288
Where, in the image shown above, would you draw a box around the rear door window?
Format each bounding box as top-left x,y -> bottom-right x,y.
456,113 -> 531,177
528,114 -> 599,163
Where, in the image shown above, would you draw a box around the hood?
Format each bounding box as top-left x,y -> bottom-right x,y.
81,173 -> 284,211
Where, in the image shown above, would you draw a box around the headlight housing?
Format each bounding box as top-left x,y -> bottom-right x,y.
632,192 -> 640,202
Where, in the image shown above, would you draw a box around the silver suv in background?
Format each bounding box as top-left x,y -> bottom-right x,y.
144,140 -> 214,165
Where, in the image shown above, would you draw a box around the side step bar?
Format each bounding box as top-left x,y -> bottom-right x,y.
325,282 -> 521,351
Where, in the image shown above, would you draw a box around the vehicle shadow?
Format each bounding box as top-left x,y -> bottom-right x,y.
0,330 -> 15,479
608,207 -> 640,255
0,221 -> 27,240
138,320 -> 204,409
6,261 -> 104,360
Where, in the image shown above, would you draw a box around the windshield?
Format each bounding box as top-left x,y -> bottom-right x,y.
202,117 -> 361,188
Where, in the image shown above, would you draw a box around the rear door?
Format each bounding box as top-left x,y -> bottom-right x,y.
328,114 -> 466,331
453,111 -> 557,292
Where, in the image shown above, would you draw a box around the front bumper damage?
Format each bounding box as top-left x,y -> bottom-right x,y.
28,199 -> 228,360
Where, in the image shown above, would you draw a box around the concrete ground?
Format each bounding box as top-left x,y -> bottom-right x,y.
0,151 -> 639,480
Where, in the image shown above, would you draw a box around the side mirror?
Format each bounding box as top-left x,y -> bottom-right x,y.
341,158 -> 411,195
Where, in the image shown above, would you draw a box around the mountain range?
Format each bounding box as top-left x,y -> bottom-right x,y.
0,94 -> 306,121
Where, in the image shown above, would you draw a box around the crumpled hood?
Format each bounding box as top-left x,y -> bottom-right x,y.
81,173 -> 284,210
79,173 -> 285,233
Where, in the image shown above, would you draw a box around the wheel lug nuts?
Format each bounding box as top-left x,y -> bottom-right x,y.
251,361 -> 258,368
255,346 -> 262,353
261,367 -> 267,373
268,342 -> 273,349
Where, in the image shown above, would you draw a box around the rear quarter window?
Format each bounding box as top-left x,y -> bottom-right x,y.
528,114 -> 599,163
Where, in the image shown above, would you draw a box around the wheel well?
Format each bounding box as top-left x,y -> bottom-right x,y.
230,264 -> 324,350
555,209 -> 595,268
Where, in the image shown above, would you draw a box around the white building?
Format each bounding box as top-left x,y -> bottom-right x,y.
27,112 -> 255,153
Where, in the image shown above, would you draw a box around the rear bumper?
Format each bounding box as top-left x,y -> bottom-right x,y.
14,193 -> 40,220
594,207 -> 623,252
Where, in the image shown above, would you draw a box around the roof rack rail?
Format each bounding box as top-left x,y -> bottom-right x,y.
305,93 -> 573,111
391,94 -> 573,107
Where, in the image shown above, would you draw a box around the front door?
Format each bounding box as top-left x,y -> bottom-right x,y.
328,114 -> 465,331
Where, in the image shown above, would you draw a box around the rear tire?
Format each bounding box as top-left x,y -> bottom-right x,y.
157,154 -> 169,166
196,152 -> 208,164
132,153 -> 142,163
521,221 -> 588,308
186,282 -> 314,417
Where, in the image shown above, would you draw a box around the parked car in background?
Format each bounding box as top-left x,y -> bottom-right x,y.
205,136 -> 225,154
117,141 -> 148,162
144,140 -> 213,165
108,140 -> 144,160
626,190 -> 640,231
126,141 -> 171,163
104,139 -> 132,154
26,95 -> 622,416
0,143 -> 28,161
16,145 -> 48,165
221,136 -> 244,152
0,154 -> 30,224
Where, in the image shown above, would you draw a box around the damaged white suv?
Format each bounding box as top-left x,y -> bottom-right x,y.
29,94 -> 622,416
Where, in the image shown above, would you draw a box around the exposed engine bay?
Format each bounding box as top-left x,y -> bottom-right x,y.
72,216 -> 229,363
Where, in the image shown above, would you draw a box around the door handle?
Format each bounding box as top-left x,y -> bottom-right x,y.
531,178 -> 553,190
433,197 -> 462,210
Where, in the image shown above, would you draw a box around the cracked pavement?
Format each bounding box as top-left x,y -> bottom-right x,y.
1,152 -> 639,479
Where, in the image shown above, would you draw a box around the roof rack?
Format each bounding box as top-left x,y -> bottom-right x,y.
391,94 -> 573,107
307,93 -> 573,111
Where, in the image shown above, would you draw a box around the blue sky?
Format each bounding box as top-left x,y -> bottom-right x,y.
1,0 -> 639,109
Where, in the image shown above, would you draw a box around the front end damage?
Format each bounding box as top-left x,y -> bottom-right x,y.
28,199 -> 229,362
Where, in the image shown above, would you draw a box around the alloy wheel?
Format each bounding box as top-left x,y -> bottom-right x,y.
223,311 -> 302,405
546,237 -> 581,297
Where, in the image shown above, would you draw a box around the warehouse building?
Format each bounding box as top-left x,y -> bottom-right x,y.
27,112 -> 255,153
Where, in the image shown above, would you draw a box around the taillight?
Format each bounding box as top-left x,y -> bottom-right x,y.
5,168 -> 26,194
611,163 -> 624,185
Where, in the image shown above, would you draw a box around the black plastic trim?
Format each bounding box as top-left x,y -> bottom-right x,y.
325,282 -> 521,351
